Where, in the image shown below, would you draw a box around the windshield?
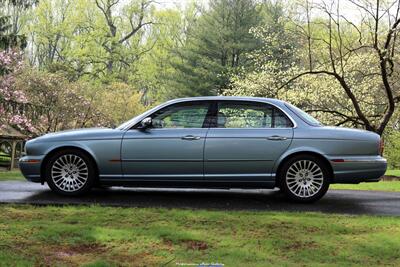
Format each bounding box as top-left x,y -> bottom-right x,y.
285,103 -> 322,126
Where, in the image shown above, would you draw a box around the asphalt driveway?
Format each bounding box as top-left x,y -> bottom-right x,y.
1,181 -> 400,216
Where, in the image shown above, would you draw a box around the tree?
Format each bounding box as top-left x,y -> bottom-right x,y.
0,0 -> 35,49
385,130 -> 400,168
135,4 -> 195,102
27,0 -> 73,69
170,0 -> 263,97
0,49 -> 34,133
282,0 -> 400,135
28,0 -> 156,82
14,69 -> 111,134
94,0 -> 155,75
90,82 -> 145,124
0,1 -> 37,134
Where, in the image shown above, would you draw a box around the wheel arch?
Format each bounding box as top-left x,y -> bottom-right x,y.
40,145 -> 99,183
274,151 -> 334,186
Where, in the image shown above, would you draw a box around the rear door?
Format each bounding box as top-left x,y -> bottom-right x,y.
204,100 -> 293,181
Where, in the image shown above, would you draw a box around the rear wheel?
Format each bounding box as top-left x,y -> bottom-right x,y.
279,155 -> 330,203
45,149 -> 96,196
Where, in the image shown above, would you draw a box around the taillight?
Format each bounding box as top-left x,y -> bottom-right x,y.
379,138 -> 384,156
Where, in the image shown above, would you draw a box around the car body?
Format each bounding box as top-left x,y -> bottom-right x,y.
19,96 -> 387,202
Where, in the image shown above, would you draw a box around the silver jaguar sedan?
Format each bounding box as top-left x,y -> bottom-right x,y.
19,96 -> 387,202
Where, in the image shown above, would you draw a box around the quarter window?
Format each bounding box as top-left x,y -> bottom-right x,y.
151,102 -> 211,128
216,101 -> 293,128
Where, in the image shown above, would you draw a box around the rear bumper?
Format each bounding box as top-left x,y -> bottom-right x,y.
19,155 -> 45,183
329,155 -> 387,184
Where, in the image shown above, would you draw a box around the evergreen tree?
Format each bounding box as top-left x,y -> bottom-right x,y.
170,0 -> 263,97
0,0 -> 35,50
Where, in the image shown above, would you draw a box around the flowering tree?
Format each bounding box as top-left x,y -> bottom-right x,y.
227,0 -> 400,136
14,69 -> 112,135
283,0 -> 400,135
0,49 -> 35,134
0,49 -> 112,136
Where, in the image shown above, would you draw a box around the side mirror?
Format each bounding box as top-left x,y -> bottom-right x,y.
140,117 -> 152,129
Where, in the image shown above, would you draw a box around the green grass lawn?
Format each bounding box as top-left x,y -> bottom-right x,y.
0,170 -> 24,181
331,181 -> 400,192
386,169 -> 400,177
330,169 -> 400,192
0,205 -> 400,266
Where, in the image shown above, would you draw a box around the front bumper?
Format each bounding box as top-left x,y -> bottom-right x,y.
19,155 -> 45,183
329,155 -> 387,184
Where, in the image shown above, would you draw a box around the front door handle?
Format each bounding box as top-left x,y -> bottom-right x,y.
267,135 -> 287,141
181,135 -> 201,141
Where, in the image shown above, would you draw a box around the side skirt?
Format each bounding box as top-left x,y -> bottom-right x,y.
99,179 -> 277,189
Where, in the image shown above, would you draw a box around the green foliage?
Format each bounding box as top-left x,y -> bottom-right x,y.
0,0 -> 398,133
89,82 -> 146,125
27,0 -> 156,83
385,131 -> 400,169
0,15 -> 26,49
133,7 -> 187,103
0,0 -> 35,49
169,0 -> 264,97
0,154 -> 10,164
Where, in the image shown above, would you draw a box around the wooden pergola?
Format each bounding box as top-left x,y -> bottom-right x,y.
0,125 -> 26,170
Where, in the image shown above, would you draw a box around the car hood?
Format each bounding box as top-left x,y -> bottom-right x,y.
33,128 -> 124,142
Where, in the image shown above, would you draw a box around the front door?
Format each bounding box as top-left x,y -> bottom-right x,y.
121,101 -> 212,180
204,101 -> 294,181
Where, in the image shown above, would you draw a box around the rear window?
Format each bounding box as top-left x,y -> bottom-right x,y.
215,101 -> 293,128
285,103 -> 322,126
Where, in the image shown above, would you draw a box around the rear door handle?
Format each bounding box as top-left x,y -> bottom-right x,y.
267,135 -> 287,141
181,135 -> 201,140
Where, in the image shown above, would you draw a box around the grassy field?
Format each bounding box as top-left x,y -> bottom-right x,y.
0,170 -> 24,181
386,169 -> 400,177
0,205 -> 400,266
331,181 -> 400,192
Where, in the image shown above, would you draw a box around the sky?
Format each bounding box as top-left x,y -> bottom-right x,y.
118,0 -> 398,25
155,0 -> 363,21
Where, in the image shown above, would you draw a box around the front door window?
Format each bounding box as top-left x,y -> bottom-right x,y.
151,102 -> 211,129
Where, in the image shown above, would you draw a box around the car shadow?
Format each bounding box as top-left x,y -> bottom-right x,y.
19,187 -> 379,215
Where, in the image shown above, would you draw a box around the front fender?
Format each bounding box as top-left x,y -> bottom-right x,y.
41,141 -> 99,165
38,139 -> 122,179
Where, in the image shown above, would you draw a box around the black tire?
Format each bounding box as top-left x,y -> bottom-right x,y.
279,154 -> 330,203
45,149 -> 96,196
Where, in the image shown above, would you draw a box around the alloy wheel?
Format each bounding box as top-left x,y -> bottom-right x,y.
285,160 -> 324,198
51,154 -> 89,192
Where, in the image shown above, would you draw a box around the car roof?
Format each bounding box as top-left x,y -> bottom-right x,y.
117,96 -> 297,130
165,96 -> 286,105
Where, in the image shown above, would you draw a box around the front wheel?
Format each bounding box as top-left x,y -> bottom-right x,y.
279,155 -> 330,203
45,149 -> 96,196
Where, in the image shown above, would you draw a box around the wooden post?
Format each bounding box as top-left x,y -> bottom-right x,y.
10,140 -> 16,170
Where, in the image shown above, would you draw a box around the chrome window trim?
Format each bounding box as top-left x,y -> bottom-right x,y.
121,99 -> 298,130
